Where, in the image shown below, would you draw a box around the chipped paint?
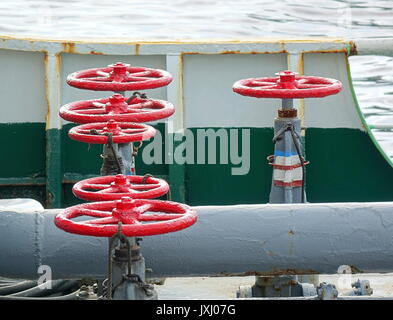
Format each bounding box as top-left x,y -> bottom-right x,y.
43,52 -> 50,130
298,53 -> 305,133
0,35 -> 351,57
349,40 -> 358,56
135,43 -> 140,55
213,269 -> 319,277
62,42 -> 76,53
44,52 -> 62,131
184,50 -> 287,56
0,34 -> 348,45
89,50 -> 103,55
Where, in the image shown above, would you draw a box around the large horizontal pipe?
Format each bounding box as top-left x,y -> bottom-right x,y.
352,38 -> 393,57
1,202 -> 393,280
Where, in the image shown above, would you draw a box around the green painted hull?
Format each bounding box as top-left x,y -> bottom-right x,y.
1,123 -> 392,208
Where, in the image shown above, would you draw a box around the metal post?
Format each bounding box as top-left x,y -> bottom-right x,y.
113,90 -> 136,176
103,90 -> 151,300
269,99 -> 306,204
108,234 -> 156,300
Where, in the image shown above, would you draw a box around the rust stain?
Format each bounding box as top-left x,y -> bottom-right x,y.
220,50 -> 241,54
288,230 -> 295,235
43,52 -> 51,130
298,53 -> 305,133
302,49 -> 348,55
349,40 -> 358,56
89,50 -> 103,55
62,42 -> 76,53
213,269 -> 319,277
43,52 -> 62,130
183,50 -> 287,56
0,34 -> 347,45
135,43 -> 140,55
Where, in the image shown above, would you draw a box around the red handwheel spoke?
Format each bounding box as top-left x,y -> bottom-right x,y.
138,213 -> 184,221
129,184 -> 160,191
68,120 -> 156,144
121,128 -> 148,133
96,187 -> 117,194
297,83 -> 327,89
96,71 -> 110,77
92,102 -> 106,108
60,94 -> 175,124
124,76 -> 151,82
83,217 -> 119,225
78,208 -> 111,218
130,71 -> 153,77
126,101 -> 156,110
72,174 -> 169,201
55,198 -> 197,237
77,109 -> 107,115
85,77 -> 111,82
66,62 -> 173,91
250,80 -> 278,87
83,183 -> 111,190
253,85 -> 280,90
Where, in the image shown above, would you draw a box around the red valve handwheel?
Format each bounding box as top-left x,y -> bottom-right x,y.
67,62 -> 173,91
54,197 -> 197,237
59,93 -> 175,124
73,174 -> 169,201
68,119 -> 156,144
233,70 -> 342,99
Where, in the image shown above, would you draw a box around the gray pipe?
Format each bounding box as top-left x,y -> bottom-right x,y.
352,38 -> 393,57
1,202 -> 393,280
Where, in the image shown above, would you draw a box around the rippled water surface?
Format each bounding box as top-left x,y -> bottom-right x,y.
0,0 -> 392,157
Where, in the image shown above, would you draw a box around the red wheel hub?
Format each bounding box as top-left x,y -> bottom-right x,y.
68,119 -> 156,144
233,70 -> 342,99
67,62 -> 173,91
73,174 -> 169,201
59,93 -> 175,124
54,197 -> 197,237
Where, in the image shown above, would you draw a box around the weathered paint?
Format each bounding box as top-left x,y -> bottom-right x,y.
166,54 -> 186,202
0,36 -> 392,208
44,53 -> 63,208
351,38 -> 393,57
3,202 -> 393,279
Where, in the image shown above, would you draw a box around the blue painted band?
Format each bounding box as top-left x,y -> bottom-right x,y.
274,150 -> 298,157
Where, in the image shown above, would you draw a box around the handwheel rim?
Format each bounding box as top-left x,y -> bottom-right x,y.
59,95 -> 175,124
68,120 -> 156,144
233,71 -> 342,99
72,175 -> 170,201
66,63 -> 173,91
54,198 -> 197,237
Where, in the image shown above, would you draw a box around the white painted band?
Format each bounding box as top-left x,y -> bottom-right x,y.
273,167 -> 303,182
274,155 -> 301,166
